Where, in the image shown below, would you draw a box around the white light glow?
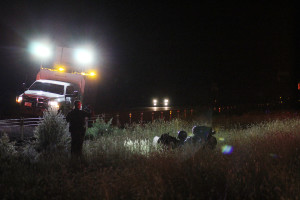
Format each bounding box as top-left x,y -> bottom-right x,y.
153,99 -> 158,106
16,96 -> 23,103
74,48 -> 94,65
49,101 -> 59,108
29,42 -> 52,59
164,99 -> 169,106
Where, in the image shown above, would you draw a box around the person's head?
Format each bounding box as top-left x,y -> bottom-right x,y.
177,130 -> 187,142
74,100 -> 81,110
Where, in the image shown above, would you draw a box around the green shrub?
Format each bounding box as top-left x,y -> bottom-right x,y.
86,117 -> 114,139
34,108 -> 70,153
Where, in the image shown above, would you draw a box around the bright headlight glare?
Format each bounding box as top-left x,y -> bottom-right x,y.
164,99 -> 169,106
16,96 -> 23,103
153,99 -> 158,106
49,101 -> 59,108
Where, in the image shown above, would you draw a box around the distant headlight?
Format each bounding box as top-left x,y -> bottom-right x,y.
49,101 -> 59,108
153,99 -> 158,106
164,99 -> 169,106
16,96 -> 23,103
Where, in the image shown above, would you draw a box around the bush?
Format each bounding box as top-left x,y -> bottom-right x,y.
0,133 -> 16,160
86,117 -> 114,139
34,108 -> 70,153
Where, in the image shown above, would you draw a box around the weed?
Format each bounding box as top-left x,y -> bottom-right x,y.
1,113 -> 300,199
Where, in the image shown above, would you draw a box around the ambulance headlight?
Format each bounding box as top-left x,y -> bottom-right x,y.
49,101 -> 59,108
16,96 -> 23,103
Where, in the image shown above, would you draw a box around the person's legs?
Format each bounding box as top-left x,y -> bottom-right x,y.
71,130 -> 84,157
77,132 -> 85,156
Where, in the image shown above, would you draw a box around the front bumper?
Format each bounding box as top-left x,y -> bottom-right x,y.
19,105 -> 46,117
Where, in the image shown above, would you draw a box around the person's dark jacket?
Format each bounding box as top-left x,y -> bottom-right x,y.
66,109 -> 90,132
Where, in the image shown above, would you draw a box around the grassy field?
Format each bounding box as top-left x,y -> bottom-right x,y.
1,110 -> 300,199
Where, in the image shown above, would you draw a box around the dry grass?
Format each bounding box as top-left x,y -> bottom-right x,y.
1,112 -> 300,199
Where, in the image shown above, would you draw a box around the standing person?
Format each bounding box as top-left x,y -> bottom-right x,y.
66,100 -> 90,158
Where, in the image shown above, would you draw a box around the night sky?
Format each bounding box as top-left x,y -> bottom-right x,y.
0,1 -> 298,115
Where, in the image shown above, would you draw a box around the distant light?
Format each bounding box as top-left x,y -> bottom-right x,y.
74,48 -> 94,66
219,137 -> 225,141
29,42 -> 52,59
153,99 -> 158,106
221,145 -> 233,154
164,99 -> 169,106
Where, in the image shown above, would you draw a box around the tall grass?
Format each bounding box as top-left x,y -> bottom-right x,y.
1,112 -> 300,199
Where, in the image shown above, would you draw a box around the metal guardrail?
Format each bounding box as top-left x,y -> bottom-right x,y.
0,115 -> 112,140
0,118 -> 41,127
0,109 -> 195,127
0,109 -> 197,140
0,118 -> 42,140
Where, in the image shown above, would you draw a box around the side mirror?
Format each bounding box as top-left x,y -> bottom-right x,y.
65,91 -> 79,98
73,91 -> 79,97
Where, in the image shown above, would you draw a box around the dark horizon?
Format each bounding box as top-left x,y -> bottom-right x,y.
0,1 -> 299,116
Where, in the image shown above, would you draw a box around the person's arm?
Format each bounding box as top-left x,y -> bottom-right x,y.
66,112 -> 71,122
